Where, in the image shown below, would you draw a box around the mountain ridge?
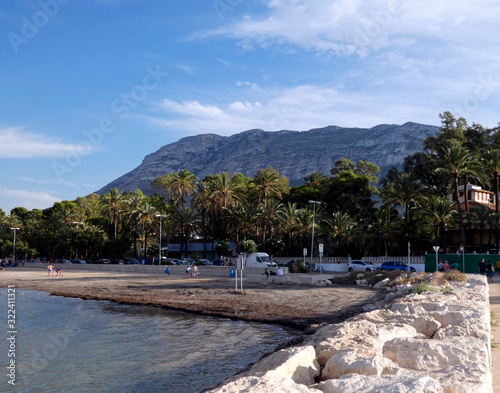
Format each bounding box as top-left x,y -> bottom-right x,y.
96,122 -> 440,194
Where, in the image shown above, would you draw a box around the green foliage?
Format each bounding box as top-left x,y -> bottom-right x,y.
215,240 -> 230,256
237,239 -> 257,254
263,238 -> 284,256
412,282 -> 433,294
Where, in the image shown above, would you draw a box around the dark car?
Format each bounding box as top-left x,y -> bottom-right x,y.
380,261 -> 416,272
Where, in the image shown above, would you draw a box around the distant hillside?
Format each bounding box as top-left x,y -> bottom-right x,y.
96,122 -> 440,194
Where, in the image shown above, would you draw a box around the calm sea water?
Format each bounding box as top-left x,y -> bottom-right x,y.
1,289 -> 298,393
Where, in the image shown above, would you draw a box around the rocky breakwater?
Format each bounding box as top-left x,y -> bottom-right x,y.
206,274 -> 492,393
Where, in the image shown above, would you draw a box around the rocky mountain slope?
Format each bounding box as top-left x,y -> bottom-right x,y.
96,122 -> 439,194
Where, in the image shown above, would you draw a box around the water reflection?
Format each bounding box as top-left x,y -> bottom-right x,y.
1,289 -> 298,393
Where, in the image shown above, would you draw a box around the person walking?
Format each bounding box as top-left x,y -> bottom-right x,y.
487,261 -> 495,283
479,258 -> 487,275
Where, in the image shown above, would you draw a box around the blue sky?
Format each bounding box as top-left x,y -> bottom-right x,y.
1,0 -> 500,214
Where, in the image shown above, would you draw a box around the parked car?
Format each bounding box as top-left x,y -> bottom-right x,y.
197,259 -> 212,265
125,258 -> 140,265
347,260 -> 379,272
71,259 -> 86,264
380,261 -> 416,272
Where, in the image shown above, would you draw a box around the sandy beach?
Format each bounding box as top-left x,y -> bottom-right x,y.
0,268 -> 378,329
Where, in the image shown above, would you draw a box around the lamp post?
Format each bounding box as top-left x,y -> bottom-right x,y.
155,214 -> 166,266
11,227 -> 19,262
308,200 -> 321,268
433,246 -> 439,272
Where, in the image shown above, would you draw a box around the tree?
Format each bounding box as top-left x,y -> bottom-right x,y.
323,212 -> 357,255
252,166 -> 288,207
421,195 -> 457,247
436,146 -> 479,248
381,173 -> 427,222
174,207 -> 199,259
100,188 -> 124,238
485,149 -> 500,252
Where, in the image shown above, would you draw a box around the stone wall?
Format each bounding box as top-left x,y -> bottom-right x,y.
207,274 -> 492,393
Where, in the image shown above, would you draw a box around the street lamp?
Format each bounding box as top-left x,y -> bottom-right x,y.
308,200 -> 321,268
433,246 -> 440,272
11,227 -> 19,262
155,214 -> 167,266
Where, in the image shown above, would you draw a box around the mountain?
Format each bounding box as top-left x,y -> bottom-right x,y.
96,122 -> 440,194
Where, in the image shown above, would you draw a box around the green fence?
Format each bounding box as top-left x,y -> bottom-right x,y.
424,253 -> 500,273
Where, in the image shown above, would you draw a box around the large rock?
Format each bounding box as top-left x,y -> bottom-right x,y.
322,351 -> 398,379
207,376 -> 315,393
247,345 -> 320,385
318,374 -> 444,393
383,336 -> 489,372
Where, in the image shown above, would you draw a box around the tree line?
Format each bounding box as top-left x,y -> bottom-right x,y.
2,111 -> 500,261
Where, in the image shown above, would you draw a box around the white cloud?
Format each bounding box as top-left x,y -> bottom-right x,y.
198,0 -> 500,57
0,128 -> 99,159
147,83 -> 439,135
0,189 -> 61,213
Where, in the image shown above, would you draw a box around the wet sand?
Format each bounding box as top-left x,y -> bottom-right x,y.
0,268 -> 378,329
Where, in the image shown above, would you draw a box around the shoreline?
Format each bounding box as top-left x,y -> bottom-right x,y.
0,268 -> 379,330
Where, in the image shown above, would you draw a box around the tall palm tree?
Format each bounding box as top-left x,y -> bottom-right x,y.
303,172 -> 327,190
123,191 -> 146,257
277,202 -> 301,250
485,149 -> 500,252
421,195 -> 457,247
255,199 -> 283,243
252,166 -> 287,207
436,146 -> 479,248
380,173 -> 427,222
367,206 -> 400,256
170,169 -> 198,208
207,172 -> 246,239
100,188 -> 124,238
323,212 -> 356,255
139,202 -> 156,258
174,207 -> 200,259
191,180 -> 212,258
470,205 -> 495,252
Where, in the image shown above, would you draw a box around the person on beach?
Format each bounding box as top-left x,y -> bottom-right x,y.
56,268 -> 62,277
164,265 -> 170,275
186,265 -> 192,278
487,261 -> 495,283
263,268 -> 270,279
193,265 -> 199,277
451,260 -> 460,271
443,261 -> 450,273
48,264 -> 54,277
277,267 -> 284,276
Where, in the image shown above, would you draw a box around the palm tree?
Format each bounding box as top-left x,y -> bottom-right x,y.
277,202 -> 301,250
207,172 -> 246,239
436,146 -> 479,248
303,172 -> 327,190
380,173 -> 427,222
255,199 -> 283,243
485,149 -> 500,252
174,207 -> 199,259
170,169 -> 198,207
191,180 -> 212,258
252,166 -> 287,207
122,191 -> 146,257
367,206 -> 400,256
100,188 -> 124,238
421,195 -> 457,247
470,205 -> 495,252
323,212 -> 356,255
139,202 -> 156,258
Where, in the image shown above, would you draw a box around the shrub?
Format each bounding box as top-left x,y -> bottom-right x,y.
412,282 -> 433,294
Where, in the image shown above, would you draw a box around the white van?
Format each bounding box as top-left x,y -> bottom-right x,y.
244,252 -> 278,268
